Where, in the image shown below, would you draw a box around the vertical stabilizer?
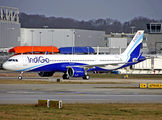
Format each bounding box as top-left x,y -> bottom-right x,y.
122,30 -> 144,61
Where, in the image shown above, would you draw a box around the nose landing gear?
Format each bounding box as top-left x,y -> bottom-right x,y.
18,71 -> 23,80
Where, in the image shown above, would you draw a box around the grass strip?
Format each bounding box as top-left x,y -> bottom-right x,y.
0,103 -> 162,120
90,74 -> 162,79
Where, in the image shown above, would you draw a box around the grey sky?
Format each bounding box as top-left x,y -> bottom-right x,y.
1,0 -> 162,22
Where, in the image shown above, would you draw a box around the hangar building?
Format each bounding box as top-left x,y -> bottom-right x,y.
0,6 -> 20,64
20,28 -> 105,48
0,6 -> 20,48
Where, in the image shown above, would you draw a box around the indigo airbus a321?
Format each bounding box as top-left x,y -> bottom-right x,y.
3,30 -> 146,80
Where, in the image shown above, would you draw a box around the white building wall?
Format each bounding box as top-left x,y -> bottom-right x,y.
109,38 -> 127,48
75,29 -> 104,47
154,59 -> 162,69
133,59 -> 152,69
133,58 -> 162,70
20,28 -> 104,48
119,56 -> 162,74
20,28 -> 74,47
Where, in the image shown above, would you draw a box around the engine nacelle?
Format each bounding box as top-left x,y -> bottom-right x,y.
38,72 -> 54,77
67,67 -> 85,77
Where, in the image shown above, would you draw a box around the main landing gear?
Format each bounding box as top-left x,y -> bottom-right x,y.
62,73 -> 69,79
82,74 -> 90,80
18,71 -> 23,80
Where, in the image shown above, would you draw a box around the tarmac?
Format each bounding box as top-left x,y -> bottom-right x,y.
0,76 -> 162,104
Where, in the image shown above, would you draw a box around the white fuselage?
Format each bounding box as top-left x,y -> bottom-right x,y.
3,54 -> 127,72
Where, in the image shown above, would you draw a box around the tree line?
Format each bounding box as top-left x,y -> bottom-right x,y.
19,13 -> 162,34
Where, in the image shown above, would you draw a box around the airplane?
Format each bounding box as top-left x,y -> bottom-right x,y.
2,30 -> 146,80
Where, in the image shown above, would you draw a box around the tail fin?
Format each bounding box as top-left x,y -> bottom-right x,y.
122,30 -> 144,61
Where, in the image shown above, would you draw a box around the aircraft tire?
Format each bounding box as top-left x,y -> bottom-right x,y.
82,75 -> 90,80
62,74 -> 69,79
18,76 -> 22,80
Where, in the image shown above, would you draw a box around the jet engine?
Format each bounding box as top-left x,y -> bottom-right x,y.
38,72 -> 54,77
67,67 -> 85,77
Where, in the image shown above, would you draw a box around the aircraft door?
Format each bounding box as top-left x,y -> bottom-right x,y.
22,56 -> 28,66
94,57 -> 98,64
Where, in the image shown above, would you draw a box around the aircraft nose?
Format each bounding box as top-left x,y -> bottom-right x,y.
2,62 -> 17,71
2,62 -> 14,70
2,62 -> 8,70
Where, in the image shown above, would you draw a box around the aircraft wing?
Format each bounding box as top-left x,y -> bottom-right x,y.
66,61 -> 140,72
78,62 -> 126,71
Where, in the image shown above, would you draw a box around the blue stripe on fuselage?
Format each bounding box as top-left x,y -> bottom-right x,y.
18,62 -> 120,73
18,63 -> 49,72
20,62 -> 87,72
18,60 -> 144,73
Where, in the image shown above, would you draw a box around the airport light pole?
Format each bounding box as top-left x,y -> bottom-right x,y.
87,46 -> 89,55
39,32 -> 42,46
43,26 -> 48,46
71,29 -> 76,54
31,30 -> 34,54
48,30 -> 54,54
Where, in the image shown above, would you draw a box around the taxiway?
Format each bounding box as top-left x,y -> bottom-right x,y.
0,78 -> 162,104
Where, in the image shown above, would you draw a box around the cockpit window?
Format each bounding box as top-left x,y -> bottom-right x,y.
8,59 -> 12,61
8,59 -> 18,62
